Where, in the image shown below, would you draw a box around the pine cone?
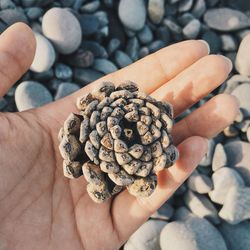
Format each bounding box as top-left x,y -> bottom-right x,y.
58,81 -> 179,203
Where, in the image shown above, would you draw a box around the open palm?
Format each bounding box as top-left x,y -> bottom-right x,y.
0,23 -> 238,250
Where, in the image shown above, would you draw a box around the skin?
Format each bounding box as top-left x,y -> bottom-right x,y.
0,23 -> 239,250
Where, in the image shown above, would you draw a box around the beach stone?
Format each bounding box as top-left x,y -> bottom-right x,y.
223,74 -> 250,94
25,7 -> 43,20
15,81 -> 53,111
80,1 -> 100,13
160,216 -> 227,250
124,220 -> 166,250
151,202 -> 174,220
148,40 -> 165,53
73,68 -> 103,85
0,8 -> 27,29
93,59 -> 118,74
30,33 -> 56,73
187,171 -> 213,194
212,143 -> 227,171
155,26 -> 171,44
191,0 -> 206,18
148,0 -> 165,24
0,0 -> 15,9
199,139 -> 215,167
209,167 -> 245,205
232,83 -> 250,116
42,7 -> 82,54
219,221 -> 250,250
55,63 -> 73,81
235,34 -> 250,76
182,19 -> 201,39
137,25 -> 153,44
204,8 -> 250,32
114,50 -> 132,68
118,0 -> 146,31
184,190 -> 220,224
0,97 -> 7,110
78,14 -> 99,36
107,38 -> 121,55
202,30 -> 222,53
219,186 -> 250,224
221,34 -> 237,52
126,37 -> 139,61
81,41 -> 108,59
247,127 -> 250,142
178,0 -> 193,12
54,82 -> 80,100
94,11 -> 108,28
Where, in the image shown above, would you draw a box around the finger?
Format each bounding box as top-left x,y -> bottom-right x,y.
172,94 -> 239,145
42,40 -> 209,127
112,136 -> 208,243
0,22 -> 36,97
151,55 -> 232,116
100,40 -> 209,93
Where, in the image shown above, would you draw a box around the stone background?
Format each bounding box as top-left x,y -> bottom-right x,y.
0,0 -> 250,249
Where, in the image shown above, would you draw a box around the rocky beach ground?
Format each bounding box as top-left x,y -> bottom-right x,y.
0,0 -> 250,249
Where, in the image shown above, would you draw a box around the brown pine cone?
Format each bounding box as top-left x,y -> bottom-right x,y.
58,81 -> 179,203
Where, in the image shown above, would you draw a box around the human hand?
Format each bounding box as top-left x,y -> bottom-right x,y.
0,23 -> 239,250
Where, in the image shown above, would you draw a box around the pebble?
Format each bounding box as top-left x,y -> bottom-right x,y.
15,81 -> 53,111
178,0 -> 193,13
114,50 -> 133,68
151,202 -> 174,220
0,0 -> 15,10
187,171 -> 213,194
107,38 -> 121,55
30,33 -> 56,73
81,41 -> 108,59
126,37 -> 139,61
94,11 -> 109,28
124,220 -> 167,250
80,0 -> 100,13
93,59 -> 118,74
42,7 -> 82,54
199,139 -> 215,167
74,68 -> 104,85
160,216 -> 227,250
219,186 -> 250,224
212,143 -> 227,171
25,7 -> 43,20
137,25 -> 153,44
78,14 -> 100,36
224,141 -> 250,185
219,221 -> 250,250
235,34 -> 250,76
184,190 -> 220,224
204,8 -> 250,32
55,63 -> 73,81
223,74 -> 250,94
191,0 -> 206,18
247,127 -> 250,142
148,40 -> 165,53
148,0 -> 165,24
155,26 -> 171,44
232,83 -> 250,116
0,8 -> 27,29
182,19 -> 201,39
209,167 -> 245,205
54,82 -> 80,100
220,34 -> 237,52
202,30 -> 222,53
118,0 -> 146,31
0,97 -> 7,110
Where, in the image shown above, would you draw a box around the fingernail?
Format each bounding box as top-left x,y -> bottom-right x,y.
220,55 -> 233,72
198,40 -> 210,54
